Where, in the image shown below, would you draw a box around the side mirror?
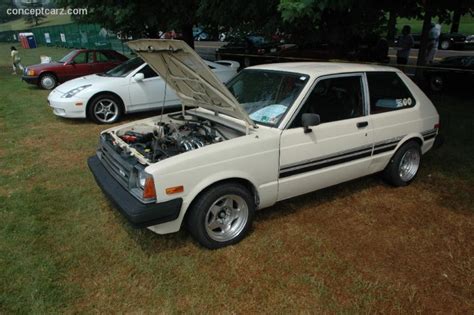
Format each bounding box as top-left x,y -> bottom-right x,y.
134,72 -> 145,82
302,113 -> 320,133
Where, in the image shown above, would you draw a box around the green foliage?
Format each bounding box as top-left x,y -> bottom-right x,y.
23,2 -> 46,26
0,0 -> 18,24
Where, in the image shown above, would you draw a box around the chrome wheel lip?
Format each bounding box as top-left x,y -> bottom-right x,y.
440,40 -> 450,50
430,75 -> 444,91
41,76 -> 55,89
399,148 -> 420,182
93,98 -> 119,123
205,194 -> 248,242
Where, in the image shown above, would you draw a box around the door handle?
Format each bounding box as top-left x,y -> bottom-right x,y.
357,121 -> 368,128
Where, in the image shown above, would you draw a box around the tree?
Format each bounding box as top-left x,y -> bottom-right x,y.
279,0 -> 388,51
57,0 -> 198,48
0,0 -> 18,24
23,1 -> 46,26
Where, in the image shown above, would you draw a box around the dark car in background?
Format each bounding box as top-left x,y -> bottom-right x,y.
22,49 -> 128,89
423,55 -> 474,91
215,35 -> 285,68
397,33 -> 474,50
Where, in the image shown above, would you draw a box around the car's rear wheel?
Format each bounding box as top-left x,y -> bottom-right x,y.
383,141 -> 421,187
88,94 -> 123,124
440,40 -> 451,50
186,183 -> 255,249
39,73 -> 57,90
429,74 -> 445,92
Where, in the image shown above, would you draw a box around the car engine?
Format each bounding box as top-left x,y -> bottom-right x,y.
116,114 -> 227,163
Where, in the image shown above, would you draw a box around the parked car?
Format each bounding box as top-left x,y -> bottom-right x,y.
88,39 -> 439,249
216,35 -> 284,68
395,33 -> 474,50
423,55 -> 474,92
22,49 -> 128,90
47,57 -> 239,124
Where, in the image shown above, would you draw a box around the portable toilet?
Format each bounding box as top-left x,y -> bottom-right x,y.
26,34 -> 37,48
19,32 -> 36,49
19,33 -> 29,48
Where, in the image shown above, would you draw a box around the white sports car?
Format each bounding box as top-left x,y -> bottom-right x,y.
47,57 -> 239,124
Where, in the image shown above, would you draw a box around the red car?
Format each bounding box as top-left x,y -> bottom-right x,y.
22,49 -> 128,89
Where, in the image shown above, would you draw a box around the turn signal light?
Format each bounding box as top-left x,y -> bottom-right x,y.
166,186 -> 184,195
143,177 -> 156,199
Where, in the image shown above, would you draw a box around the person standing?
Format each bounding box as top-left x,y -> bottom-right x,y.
10,46 -> 24,75
396,25 -> 414,65
426,23 -> 441,64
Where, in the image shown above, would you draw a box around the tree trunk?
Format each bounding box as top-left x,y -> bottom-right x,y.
416,4 -> 433,80
181,24 -> 194,49
450,9 -> 462,33
387,9 -> 398,44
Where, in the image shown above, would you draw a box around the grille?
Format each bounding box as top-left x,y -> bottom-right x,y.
98,134 -> 135,189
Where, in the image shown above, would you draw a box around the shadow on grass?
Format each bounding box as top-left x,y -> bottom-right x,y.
254,174 -> 382,225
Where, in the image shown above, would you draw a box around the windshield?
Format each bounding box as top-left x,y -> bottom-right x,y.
227,69 -> 309,126
58,50 -> 77,63
103,57 -> 144,77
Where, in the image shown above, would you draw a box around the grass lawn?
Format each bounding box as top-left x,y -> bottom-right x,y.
0,15 -> 72,32
0,43 -> 473,313
398,14 -> 474,34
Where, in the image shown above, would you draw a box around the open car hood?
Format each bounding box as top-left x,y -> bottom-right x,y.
127,39 -> 255,128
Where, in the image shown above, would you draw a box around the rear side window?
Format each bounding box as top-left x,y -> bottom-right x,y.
366,72 -> 416,114
95,51 -> 110,62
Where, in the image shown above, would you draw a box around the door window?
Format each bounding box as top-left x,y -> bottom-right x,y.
366,72 -> 416,114
73,52 -> 88,64
290,75 -> 364,128
137,65 -> 159,79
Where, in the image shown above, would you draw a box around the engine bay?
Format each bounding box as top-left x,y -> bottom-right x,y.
109,112 -> 240,164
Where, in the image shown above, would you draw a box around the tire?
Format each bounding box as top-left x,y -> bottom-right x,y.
429,74 -> 445,92
186,183 -> 255,249
440,40 -> 451,50
383,141 -> 422,187
87,93 -> 123,124
39,73 -> 57,90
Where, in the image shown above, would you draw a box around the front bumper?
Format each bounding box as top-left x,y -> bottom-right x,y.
47,90 -> 87,118
88,155 -> 182,228
22,75 -> 39,85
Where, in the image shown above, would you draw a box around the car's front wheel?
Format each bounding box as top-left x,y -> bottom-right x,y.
383,141 -> 421,187
39,73 -> 57,90
88,94 -> 123,124
186,183 -> 255,249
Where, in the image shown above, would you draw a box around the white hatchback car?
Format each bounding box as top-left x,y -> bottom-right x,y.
88,40 -> 439,249
47,57 -> 239,124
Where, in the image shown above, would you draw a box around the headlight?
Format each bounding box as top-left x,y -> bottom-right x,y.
136,170 -> 156,200
138,170 -> 148,189
62,84 -> 91,98
27,69 -> 35,76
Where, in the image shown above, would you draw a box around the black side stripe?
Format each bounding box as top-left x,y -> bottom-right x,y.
280,146 -> 372,172
279,129 -> 434,178
280,150 -> 372,178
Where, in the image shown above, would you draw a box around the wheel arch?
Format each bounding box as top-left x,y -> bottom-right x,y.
182,177 -> 260,225
85,91 -> 125,118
